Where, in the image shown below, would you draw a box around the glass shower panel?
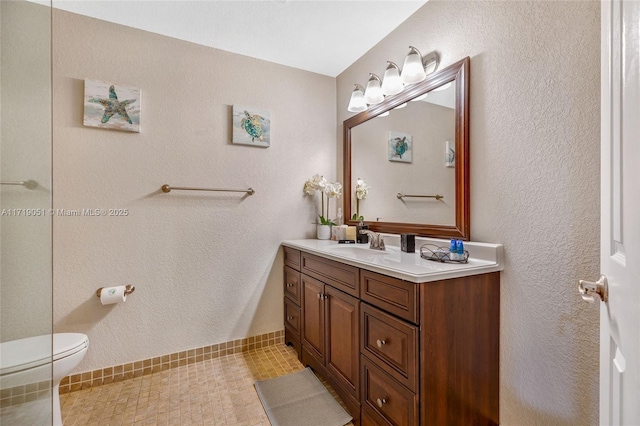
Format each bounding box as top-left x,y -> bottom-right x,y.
0,0 -> 53,424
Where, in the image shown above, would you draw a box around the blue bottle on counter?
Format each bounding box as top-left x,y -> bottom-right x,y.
449,239 -> 457,260
456,240 -> 465,261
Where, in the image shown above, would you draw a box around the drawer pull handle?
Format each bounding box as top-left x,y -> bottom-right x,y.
287,316 -> 294,320
376,339 -> 386,348
318,293 -> 322,299
376,398 -> 387,408
323,294 -> 329,300
287,283 -> 294,287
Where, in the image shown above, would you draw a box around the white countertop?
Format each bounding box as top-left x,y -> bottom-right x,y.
282,235 -> 504,283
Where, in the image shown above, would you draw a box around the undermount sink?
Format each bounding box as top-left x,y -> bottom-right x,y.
328,244 -> 395,255
283,238 -> 504,283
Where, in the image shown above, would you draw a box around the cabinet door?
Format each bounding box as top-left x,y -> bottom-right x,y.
302,274 -> 325,363
325,285 -> 360,400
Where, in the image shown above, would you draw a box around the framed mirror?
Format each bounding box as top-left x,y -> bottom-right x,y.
343,57 -> 469,239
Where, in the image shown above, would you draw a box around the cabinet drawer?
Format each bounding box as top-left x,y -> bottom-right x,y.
283,246 -> 301,270
361,303 -> 418,392
360,407 -> 379,426
361,356 -> 417,426
360,270 -> 418,324
284,266 -> 301,304
301,252 -> 359,297
284,296 -> 301,335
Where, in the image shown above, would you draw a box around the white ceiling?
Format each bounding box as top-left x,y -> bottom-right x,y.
51,1 -> 427,77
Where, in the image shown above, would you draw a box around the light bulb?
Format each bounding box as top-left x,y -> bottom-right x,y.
432,82 -> 453,92
411,92 -> 429,102
400,46 -> 426,85
363,74 -> 384,105
381,62 -> 404,96
347,84 -> 367,112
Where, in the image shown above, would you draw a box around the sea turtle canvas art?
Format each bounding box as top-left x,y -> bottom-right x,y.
388,131 -> 412,163
83,80 -> 141,132
232,105 -> 270,147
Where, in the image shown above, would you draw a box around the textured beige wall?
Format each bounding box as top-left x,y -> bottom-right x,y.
337,1 -> 600,424
0,0 -> 52,342
52,10 -> 336,372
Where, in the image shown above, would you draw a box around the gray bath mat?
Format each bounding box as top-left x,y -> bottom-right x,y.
254,367 -> 352,426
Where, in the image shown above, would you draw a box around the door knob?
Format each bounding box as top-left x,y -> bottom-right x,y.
376,339 -> 386,348
578,274 -> 608,303
376,397 -> 387,408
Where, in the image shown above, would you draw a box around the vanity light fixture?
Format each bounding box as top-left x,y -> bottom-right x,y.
400,46 -> 440,86
346,47 -> 439,113
347,84 -> 367,113
363,73 -> 384,105
401,46 -> 427,84
381,61 -> 404,96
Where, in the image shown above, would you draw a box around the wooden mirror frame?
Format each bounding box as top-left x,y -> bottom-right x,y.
343,56 -> 470,239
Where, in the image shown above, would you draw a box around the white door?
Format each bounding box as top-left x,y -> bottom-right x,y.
586,0 -> 640,424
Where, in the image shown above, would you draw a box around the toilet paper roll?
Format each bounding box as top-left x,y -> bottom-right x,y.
100,286 -> 127,305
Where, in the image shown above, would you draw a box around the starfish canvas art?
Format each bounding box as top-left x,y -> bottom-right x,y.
84,80 -> 141,132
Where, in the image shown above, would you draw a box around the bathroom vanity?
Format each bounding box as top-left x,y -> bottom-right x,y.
281,237 -> 503,426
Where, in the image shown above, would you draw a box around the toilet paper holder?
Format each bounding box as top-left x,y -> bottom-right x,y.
96,284 -> 135,298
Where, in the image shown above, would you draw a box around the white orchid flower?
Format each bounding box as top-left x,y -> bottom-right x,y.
326,182 -> 342,198
305,175 -> 342,226
303,180 -> 316,195
310,174 -> 327,191
355,178 -> 370,200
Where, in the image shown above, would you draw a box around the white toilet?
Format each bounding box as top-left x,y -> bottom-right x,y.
0,333 -> 89,426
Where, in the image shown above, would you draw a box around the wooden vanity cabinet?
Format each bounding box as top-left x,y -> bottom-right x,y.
301,274 -> 360,397
283,248 -> 302,361
301,274 -> 325,362
300,261 -> 361,419
283,246 -> 500,426
420,272 -> 500,425
284,250 -> 362,422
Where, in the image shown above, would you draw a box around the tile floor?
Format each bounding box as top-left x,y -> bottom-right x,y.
56,344 -> 351,426
0,395 -> 52,426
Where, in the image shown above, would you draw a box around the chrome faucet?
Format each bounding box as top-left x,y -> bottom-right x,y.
360,230 -> 385,250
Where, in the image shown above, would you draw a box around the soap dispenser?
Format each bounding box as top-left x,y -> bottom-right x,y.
456,240 -> 465,261
356,220 -> 369,244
